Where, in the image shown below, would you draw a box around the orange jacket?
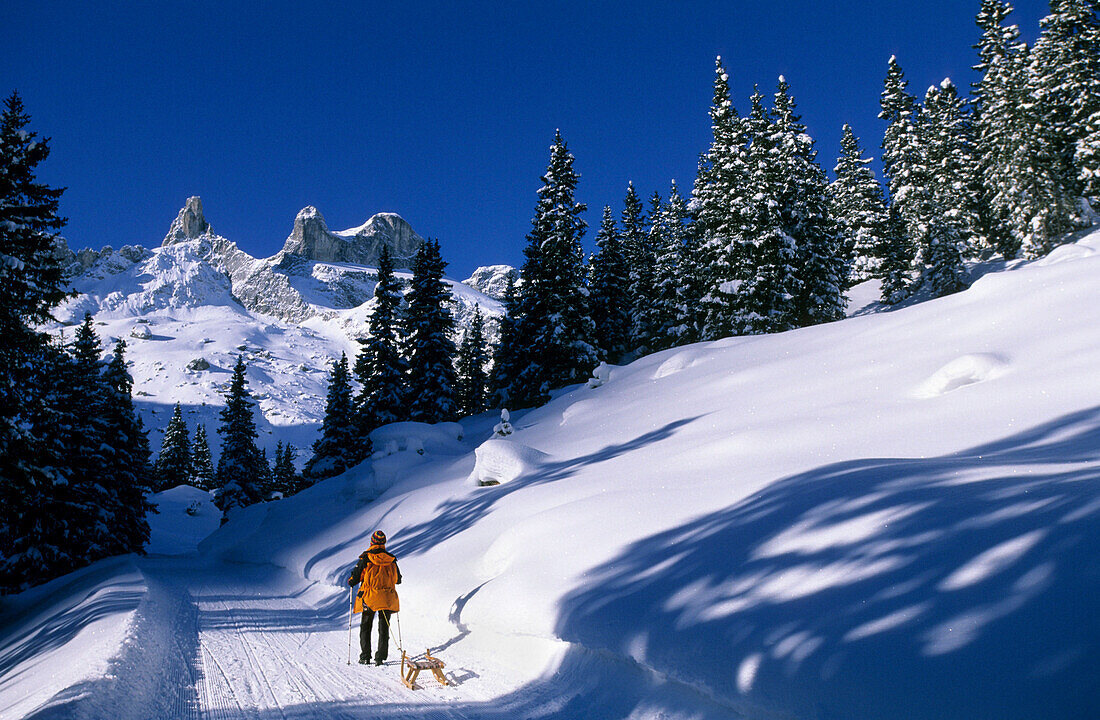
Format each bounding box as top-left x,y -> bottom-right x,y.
349,544 -> 401,613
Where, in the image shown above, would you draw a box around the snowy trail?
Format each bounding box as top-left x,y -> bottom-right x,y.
142,558 -> 483,720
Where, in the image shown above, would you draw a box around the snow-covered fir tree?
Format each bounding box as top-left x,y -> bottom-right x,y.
1080,108 -> 1100,201
922,79 -> 985,259
256,448 -> 274,501
877,207 -> 916,304
1030,0 -> 1100,203
191,424 -> 216,492
64,315 -> 118,558
769,77 -> 847,325
830,124 -> 890,283
912,81 -> 975,297
621,182 -> 658,354
305,352 -> 358,480
215,355 -> 266,517
272,443 -> 304,497
489,274 -> 521,407
510,131 -> 598,408
972,0 -> 1026,254
692,59 -> 750,341
99,339 -> 154,556
924,219 -> 971,297
454,306 -> 490,417
353,244 -> 408,435
653,181 -> 692,349
156,403 -> 192,492
588,206 -> 632,362
879,56 -> 930,291
630,190 -> 666,353
736,92 -> 803,335
404,239 -> 458,423
0,92 -> 72,592
1006,40 -> 1080,258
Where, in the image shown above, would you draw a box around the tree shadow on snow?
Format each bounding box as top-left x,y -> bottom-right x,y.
553,405 -> 1100,720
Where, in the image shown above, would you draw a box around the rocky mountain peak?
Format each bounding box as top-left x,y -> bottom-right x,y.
280,207 -> 423,268
163,196 -> 212,246
463,265 -> 518,301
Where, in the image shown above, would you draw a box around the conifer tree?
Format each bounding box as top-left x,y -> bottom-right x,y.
65,314 -> 116,558
922,79 -> 985,259
99,340 -> 154,556
914,81 -> 975,296
1080,109 -> 1100,201
925,220 -> 971,297
215,355 -> 265,516
630,190 -> 666,353
156,403 -> 192,491
830,124 -> 890,284
735,92 -> 803,335
0,92 -> 72,592
621,183 -> 657,354
455,306 -> 490,417
588,206 -> 632,361
272,443 -> 303,497
404,239 -> 458,423
1030,0 -> 1100,201
354,245 -> 408,435
305,352 -> 358,480
879,57 -> 933,283
510,131 -> 598,407
489,274 -> 521,407
692,60 -> 751,340
769,77 -> 847,325
620,182 -> 649,306
1004,37 -> 1080,258
191,424 -> 216,492
653,181 -> 692,349
256,448 -> 274,500
973,0 -> 1026,253
878,207 -> 915,304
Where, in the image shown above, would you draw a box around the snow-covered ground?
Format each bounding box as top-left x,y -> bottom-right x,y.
3,228 -> 1100,719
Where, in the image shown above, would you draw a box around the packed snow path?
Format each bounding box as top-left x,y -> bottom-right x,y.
114,553 -> 742,720
139,559 -> 509,720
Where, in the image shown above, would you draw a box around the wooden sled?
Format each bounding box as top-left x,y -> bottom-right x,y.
401,649 -> 448,689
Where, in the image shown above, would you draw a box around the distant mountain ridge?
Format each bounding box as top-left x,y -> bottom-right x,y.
51,197 -> 509,457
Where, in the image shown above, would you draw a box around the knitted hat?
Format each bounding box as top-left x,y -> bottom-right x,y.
371,530 -> 387,545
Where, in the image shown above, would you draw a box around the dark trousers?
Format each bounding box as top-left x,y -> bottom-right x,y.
360,609 -> 392,663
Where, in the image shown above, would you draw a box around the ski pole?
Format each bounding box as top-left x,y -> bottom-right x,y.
347,586 -> 354,665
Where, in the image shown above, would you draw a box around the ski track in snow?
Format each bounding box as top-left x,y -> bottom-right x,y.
164,562 -> 473,720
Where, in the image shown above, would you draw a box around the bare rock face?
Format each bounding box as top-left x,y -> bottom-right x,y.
279,207 -> 423,268
462,265 -> 518,301
163,196 -> 212,245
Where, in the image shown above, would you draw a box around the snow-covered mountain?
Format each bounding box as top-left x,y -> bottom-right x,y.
52,197 -> 505,455
6,225 -> 1099,720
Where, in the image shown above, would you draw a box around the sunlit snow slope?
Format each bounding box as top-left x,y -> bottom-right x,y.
3,227 -> 1099,720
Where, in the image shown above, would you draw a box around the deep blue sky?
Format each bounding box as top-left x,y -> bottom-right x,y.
2,1 -> 1049,279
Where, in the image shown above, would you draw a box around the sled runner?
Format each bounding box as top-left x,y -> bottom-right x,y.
401,649 -> 448,689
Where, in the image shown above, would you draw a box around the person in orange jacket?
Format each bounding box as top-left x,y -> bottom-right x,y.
348,530 -> 402,665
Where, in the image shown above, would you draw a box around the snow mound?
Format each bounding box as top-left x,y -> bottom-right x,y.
146,485 -> 221,555
369,421 -> 465,457
468,437 -> 549,486
913,353 -> 1009,398
1035,242 -> 1095,266
561,398 -> 600,426
654,350 -> 703,379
